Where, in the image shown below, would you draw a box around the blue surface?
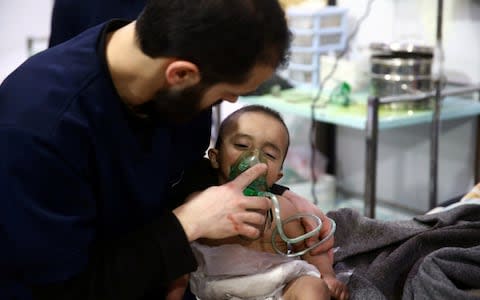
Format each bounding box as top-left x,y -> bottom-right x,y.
240,88 -> 480,130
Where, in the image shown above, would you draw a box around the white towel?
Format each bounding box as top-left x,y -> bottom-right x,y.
190,242 -> 320,300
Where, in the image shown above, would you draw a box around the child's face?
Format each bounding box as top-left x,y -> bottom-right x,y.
209,111 -> 289,187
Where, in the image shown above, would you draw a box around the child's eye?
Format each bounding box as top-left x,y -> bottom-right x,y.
234,143 -> 249,149
265,153 -> 277,160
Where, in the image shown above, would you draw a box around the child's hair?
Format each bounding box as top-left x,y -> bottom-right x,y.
215,105 -> 290,155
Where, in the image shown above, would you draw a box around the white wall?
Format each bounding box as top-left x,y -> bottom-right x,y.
0,0 -> 53,82
339,0 -> 480,83
2,0 -> 478,83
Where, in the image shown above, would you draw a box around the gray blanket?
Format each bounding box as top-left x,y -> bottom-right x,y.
327,204 -> 480,300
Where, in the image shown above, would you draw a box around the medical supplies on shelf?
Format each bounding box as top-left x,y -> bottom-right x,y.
283,5 -> 348,88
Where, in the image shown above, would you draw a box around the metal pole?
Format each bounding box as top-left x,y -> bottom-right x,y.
476,114 -> 480,184
476,90 -> 480,184
429,80 -> 442,209
365,96 -> 379,218
429,0 -> 444,209
27,37 -> 33,57
436,0 -> 443,45
379,85 -> 480,104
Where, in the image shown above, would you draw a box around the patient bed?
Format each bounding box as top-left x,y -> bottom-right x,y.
327,185 -> 480,300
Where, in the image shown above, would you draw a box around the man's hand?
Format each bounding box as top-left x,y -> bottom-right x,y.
173,163 -> 271,241
282,189 -> 334,255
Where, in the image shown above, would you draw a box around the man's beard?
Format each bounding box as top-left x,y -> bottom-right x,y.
137,83 -> 213,123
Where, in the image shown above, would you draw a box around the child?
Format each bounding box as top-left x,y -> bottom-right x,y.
170,105 -> 348,300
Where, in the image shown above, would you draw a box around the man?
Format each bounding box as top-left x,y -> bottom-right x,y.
0,1 -> 332,299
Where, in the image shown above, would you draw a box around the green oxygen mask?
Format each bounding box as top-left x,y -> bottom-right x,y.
228,149 -> 269,196
228,149 -> 272,238
227,150 -> 336,258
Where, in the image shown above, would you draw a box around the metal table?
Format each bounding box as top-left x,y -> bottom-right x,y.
365,85 -> 480,217
240,85 -> 480,218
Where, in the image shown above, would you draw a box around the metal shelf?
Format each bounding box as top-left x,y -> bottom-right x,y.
364,84 -> 480,217
240,84 -> 480,218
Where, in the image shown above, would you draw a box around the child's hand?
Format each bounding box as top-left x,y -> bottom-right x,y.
324,276 -> 349,300
281,190 -> 334,255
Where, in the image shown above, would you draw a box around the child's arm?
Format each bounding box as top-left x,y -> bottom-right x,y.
302,250 -> 348,300
302,250 -> 335,277
278,196 -> 349,300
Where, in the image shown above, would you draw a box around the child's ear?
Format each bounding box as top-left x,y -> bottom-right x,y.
207,148 -> 220,169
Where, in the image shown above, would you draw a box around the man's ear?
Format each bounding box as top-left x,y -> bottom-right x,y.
165,60 -> 200,88
207,148 -> 220,169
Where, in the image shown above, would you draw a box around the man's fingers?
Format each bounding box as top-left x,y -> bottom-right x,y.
233,207 -> 276,238
242,195 -> 271,211
236,210 -> 266,227
302,213 -> 331,237
309,239 -> 334,255
236,222 -> 262,239
302,216 -> 316,232
302,217 -> 320,244
230,163 -> 268,189
303,217 -> 335,255
319,215 -> 332,236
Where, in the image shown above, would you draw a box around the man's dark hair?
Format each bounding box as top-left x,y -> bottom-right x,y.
135,0 -> 291,84
215,105 -> 290,158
